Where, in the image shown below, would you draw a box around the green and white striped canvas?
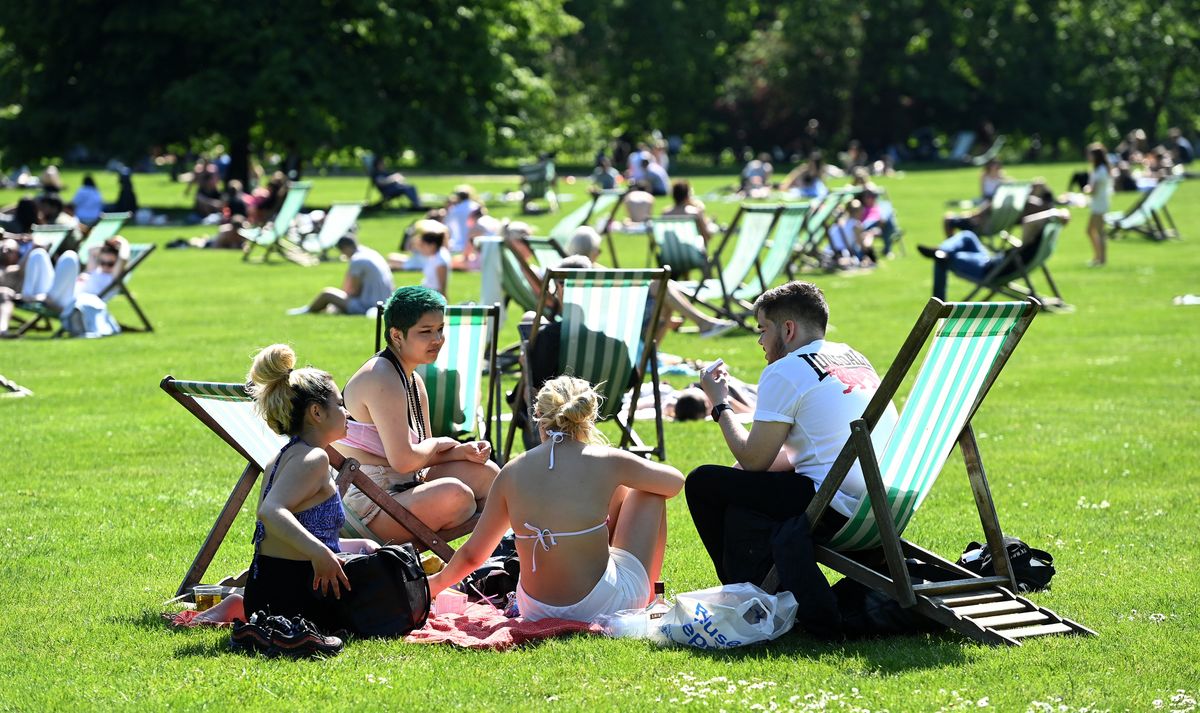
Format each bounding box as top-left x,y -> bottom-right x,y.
245,182 -> 312,247
500,246 -> 540,313
168,380 -> 287,470
416,305 -> 496,437
679,206 -> 776,302
735,203 -> 809,299
77,211 -> 131,255
556,270 -> 659,419
651,216 -> 708,277
524,237 -> 565,270
549,190 -> 622,246
31,224 -> 72,256
1106,176 -> 1181,231
980,182 -> 1031,236
827,302 -> 1031,551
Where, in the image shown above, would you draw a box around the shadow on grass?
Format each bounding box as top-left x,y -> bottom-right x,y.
662,629 -> 969,672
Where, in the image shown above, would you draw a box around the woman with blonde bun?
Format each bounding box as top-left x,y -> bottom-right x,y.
335,286 -> 499,546
242,344 -> 378,629
429,376 -> 684,622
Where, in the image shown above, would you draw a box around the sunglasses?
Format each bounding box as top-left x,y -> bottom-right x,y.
99,260 -> 117,268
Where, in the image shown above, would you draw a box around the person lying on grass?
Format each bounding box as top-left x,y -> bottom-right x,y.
429,376 -> 684,622
243,343 -> 377,630
334,286 -> 498,546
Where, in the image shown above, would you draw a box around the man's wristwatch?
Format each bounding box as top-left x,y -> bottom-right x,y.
711,402 -> 733,422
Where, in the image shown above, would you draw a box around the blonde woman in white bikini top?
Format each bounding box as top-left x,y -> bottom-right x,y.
428,376 -> 684,622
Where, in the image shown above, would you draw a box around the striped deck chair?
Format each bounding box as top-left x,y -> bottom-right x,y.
504,268 -> 670,461
242,181 -> 312,263
735,203 -> 808,299
12,242 -> 156,337
650,215 -> 710,280
521,236 -> 566,270
549,189 -> 625,249
300,202 -> 363,260
160,376 -> 473,596
1105,176 -> 1182,241
792,190 -> 856,268
76,211 -> 131,256
31,224 -> 73,261
961,218 -> 1069,310
373,303 -> 503,455
762,299 -> 1094,646
978,182 -> 1031,238
499,241 -> 544,314
678,204 -> 780,325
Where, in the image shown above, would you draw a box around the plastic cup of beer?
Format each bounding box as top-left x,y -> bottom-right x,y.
193,585 -> 224,612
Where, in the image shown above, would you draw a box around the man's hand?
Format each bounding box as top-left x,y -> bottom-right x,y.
701,362 -> 730,408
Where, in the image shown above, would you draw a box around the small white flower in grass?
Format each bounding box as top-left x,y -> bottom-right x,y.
1149,613 -> 1166,623
978,696 -> 990,707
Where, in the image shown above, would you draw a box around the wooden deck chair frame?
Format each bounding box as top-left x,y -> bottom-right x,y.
242,181 -> 312,263
160,376 -> 475,596
762,299 -> 1094,645
12,242 -> 156,337
300,202 -> 363,260
76,211 -> 131,256
373,302 -> 504,460
680,204 -> 781,325
1105,176 -> 1183,242
503,267 -> 671,461
961,219 -> 1070,311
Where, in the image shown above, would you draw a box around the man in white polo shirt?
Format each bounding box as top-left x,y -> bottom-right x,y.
686,280 -> 898,583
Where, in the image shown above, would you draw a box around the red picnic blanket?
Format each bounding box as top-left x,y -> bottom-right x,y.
405,602 -> 600,650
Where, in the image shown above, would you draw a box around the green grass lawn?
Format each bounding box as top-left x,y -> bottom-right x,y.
1,165 -> 1197,711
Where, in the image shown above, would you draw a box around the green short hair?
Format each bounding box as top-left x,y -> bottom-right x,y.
383,286 -> 446,337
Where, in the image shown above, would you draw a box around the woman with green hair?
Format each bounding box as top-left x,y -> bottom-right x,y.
333,285 -> 498,544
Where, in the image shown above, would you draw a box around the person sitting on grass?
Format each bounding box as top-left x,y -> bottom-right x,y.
242,344 -> 378,631
334,286 -> 499,547
288,236 -> 393,316
429,375 -> 684,622
414,220 -> 450,296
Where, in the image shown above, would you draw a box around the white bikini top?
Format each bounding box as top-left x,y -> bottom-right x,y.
514,430 -> 608,572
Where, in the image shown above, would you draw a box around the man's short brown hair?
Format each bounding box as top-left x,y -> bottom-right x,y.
753,280 -> 828,334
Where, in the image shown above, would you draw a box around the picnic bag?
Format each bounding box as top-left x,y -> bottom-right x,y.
659,583 -> 798,649
330,543 -> 430,637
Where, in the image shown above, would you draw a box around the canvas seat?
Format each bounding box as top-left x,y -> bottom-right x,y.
762,299 -> 1094,645
76,211 -> 131,256
549,189 -> 626,250
649,215 -> 710,279
677,204 -> 780,324
504,268 -> 670,461
518,159 -> 558,214
241,181 -> 312,263
160,376 -> 476,597
1104,176 -> 1182,241
31,224 -> 74,261
299,202 -> 363,260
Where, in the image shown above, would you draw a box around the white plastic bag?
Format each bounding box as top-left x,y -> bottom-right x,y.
659,582 -> 797,649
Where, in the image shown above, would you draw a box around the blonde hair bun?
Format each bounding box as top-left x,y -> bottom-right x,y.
246,344 -> 334,436
534,375 -> 607,445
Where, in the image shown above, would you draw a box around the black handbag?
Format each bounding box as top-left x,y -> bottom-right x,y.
957,537 -> 1056,593
329,543 -> 430,638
